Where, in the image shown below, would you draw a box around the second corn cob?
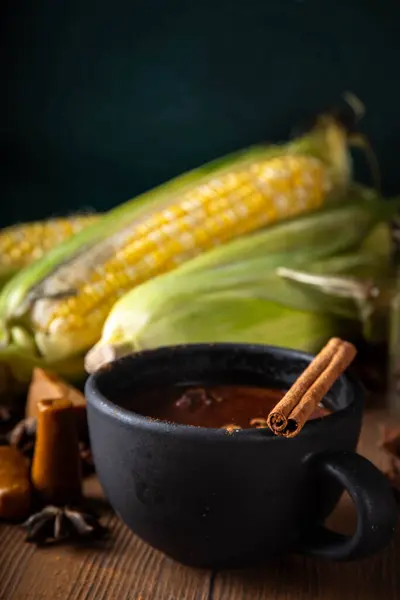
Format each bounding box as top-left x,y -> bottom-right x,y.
0,113 -> 351,370
0,214 -> 99,287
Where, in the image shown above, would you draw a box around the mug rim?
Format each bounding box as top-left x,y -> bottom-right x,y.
85,342 -> 364,440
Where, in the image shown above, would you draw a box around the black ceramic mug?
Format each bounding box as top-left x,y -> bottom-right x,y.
85,344 -> 397,568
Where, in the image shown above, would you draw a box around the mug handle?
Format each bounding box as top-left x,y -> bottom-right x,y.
299,450 -> 398,561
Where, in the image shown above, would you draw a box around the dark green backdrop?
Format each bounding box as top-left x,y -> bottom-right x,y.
1,0 -> 400,226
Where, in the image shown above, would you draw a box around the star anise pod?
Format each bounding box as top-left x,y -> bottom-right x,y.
22,505 -> 107,545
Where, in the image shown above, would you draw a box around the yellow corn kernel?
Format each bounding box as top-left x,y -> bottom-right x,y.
0,215 -> 99,270
32,155 -> 329,349
0,110 -> 351,366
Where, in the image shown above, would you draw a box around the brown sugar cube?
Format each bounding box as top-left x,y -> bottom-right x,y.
0,446 -> 31,520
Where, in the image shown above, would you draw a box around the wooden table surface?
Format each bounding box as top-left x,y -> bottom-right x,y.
0,408 -> 399,600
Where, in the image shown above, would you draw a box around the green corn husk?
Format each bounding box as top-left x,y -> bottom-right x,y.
85,193 -> 397,372
0,187 -> 395,390
175,184 -> 382,275
0,112 -> 351,366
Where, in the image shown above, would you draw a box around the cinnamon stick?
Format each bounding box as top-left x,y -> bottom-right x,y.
267,338 -> 342,433
267,338 -> 357,438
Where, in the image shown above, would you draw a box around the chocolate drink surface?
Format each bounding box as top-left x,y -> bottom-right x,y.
126,385 -> 331,429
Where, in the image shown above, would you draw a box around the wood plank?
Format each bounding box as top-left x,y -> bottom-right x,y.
212,409 -> 400,600
0,479 -> 211,600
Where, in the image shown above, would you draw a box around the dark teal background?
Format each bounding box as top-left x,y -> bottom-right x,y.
1,0 -> 400,226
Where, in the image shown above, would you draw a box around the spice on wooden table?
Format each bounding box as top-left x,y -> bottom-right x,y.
31,397 -> 82,505
0,446 -> 31,520
22,505 -> 107,544
22,397 -> 106,545
267,337 -> 357,438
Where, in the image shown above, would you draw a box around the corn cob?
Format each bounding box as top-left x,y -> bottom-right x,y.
85,190 -> 397,371
0,214 -> 99,287
0,114 -> 351,367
